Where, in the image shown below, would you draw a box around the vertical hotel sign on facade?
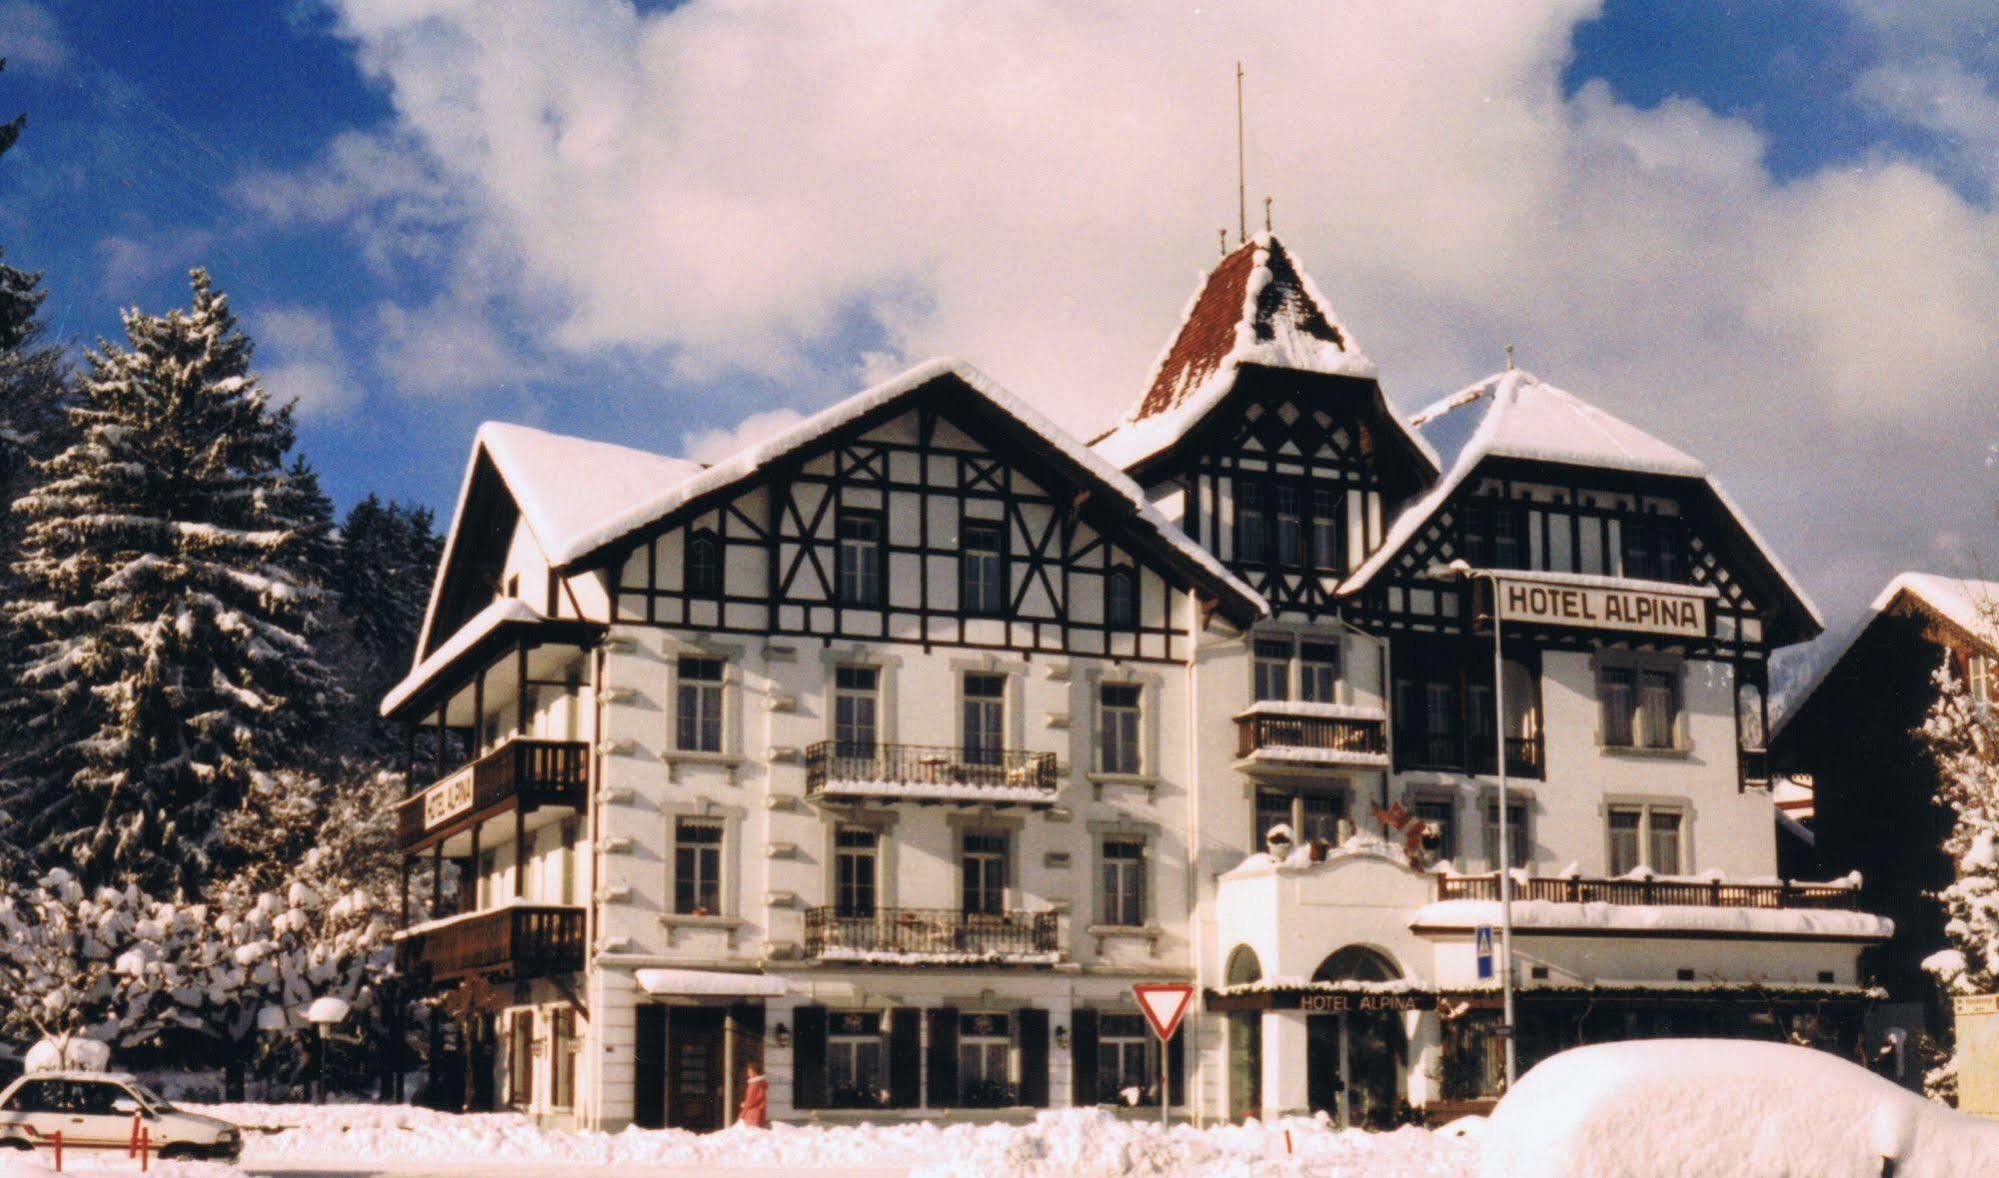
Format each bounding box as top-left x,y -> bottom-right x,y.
1492,576 -> 1710,639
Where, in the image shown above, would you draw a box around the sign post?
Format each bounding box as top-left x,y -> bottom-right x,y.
1133,983 -> 1194,1127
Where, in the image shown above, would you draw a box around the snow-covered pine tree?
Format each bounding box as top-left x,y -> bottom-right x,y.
1,270 -> 336,894
322,495 -> 441,758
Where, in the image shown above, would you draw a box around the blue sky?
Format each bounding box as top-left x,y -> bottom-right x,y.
1,0 -> 1996,639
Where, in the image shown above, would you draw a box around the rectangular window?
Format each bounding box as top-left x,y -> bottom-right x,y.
1649,809 -> 1684,874
1098,683 -> 1142,775
1252,787 -> 1347,850
1599,667 -> 1635,748
1414,800 -> 1457,862
1607,806 -> 1642,876
550,1008 -> 577,1109
1105,567 -> 1137,629
1483,802 -> 1530,869
958,1012 -> 1013,1106
1274,485 -> 1303,566
1252,638 -> 1291,702
1101,837 -> 1146,926
1236,481 -> 1267,564
673,818 -> 723,915
1095,1013 -> 1157,1105
961,520 -> 1006,615
1973,654 -> 1996,707
1299,641 -> 1340,703
1310,488 -> 1342,570
685,530 -> 722,597
509,1013 -> 533,1107
1638,670 -> 1678,749
836,510 -> 883,606
961,832 -> 1008,916
962,673 -> 1006,765
833,826 -> 878,918
826,1011 -> 887,1108
832,665 -> 879,757
675,656 -> 725,752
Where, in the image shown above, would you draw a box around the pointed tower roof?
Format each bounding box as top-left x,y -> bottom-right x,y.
1129,231 -> 1374,423
1093,233 -> 1427,476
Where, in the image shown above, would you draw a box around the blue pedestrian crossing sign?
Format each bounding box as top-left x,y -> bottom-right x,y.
1475,924 -> 1495,981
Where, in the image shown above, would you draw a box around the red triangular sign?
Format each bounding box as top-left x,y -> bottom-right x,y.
1132,983 -> 1195,1041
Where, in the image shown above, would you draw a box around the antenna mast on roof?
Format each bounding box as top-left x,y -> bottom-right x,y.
1505,343 -> 1516,371
1265,196 -> 1272,233
1219,228 -> 1228,257
1236,61 -> 1247,244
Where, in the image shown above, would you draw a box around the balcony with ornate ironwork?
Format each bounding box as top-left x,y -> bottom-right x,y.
1234,702 -> 1390,770
804,742 -> 1060,807
803,907 -> 1061,964
395,903 -> 586,984
397,737 -> 590,855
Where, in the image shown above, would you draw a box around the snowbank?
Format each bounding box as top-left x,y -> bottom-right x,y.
1479,1039 -> 1999,1178
192,1104 -> 1473,1177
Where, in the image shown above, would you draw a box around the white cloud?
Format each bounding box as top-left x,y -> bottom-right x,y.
372,297 -> 533,397
255,305 -> 360,419
681,409 -> 807,466
299,0 -> 1999,625
0,1 -> 69,72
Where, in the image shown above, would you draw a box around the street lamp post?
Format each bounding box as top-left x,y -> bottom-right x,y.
1428,558 -> 1518,1089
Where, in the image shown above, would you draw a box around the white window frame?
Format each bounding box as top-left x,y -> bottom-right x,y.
1605,801 -> 1688,875
1099,835 -> 1147,927
1596,650 -> 1685,753
957,1011 -> 1016,1106
672,816 -> 725,916
1097,682 -> 1143,775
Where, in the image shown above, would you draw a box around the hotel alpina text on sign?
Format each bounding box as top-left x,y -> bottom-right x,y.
422,766 -> 477,830
1493,577 -> 1709,639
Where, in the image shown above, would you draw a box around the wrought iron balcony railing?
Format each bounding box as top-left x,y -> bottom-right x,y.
804,742 -> 1059,803
803,906 -> 1060,961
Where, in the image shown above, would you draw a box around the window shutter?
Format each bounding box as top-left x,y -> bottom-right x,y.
1017,1007 -> 1050,1108
926,1007 -> 960,1108
633,1005 -> 667,1129
1070,1007 -> 1099,1108
1166,1026 -> 1186,1107
791,1005 -> 828,1111
888,1008 -> 922,1108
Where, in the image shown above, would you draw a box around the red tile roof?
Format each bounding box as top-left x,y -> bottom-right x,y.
1128,234 -> 1352,422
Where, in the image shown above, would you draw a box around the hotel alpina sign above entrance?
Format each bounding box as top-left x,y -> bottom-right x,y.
1493,576 -> 1709,639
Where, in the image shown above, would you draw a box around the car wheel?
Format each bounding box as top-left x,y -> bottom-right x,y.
156,1144 -> 191,1161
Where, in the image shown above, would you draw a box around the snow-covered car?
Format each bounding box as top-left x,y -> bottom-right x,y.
1480,1038 -> 1999,1178
0,1072 -> 241,1162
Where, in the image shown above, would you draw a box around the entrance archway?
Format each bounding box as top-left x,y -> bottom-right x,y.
1307,946 -> 1407,1128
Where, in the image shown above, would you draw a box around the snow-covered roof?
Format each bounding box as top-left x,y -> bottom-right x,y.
1875,572 -> 1999,649
1410,898 -> 1891,941
551,357 -> 1266,619
381,598 -> 546,718
1341,369 -> 1824,636
1090,234 -> 1435,476
477,423 -> 703,568
1771,571 -> 1999,741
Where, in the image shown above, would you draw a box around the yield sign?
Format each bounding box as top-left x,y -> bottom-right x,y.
1133,983 -> 1195,1041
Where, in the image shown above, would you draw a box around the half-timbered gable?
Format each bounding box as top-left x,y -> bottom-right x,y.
568,361 -> 1261,663
1092,234 -> 1436,620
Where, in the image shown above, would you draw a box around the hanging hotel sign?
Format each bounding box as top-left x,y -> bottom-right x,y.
1493,576 -> 1708,639
422,766 -> 477,829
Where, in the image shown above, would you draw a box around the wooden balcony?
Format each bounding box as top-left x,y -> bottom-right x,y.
803,906 -> 1060,963
397,738 -> 589,855
1235,708 -> 1389,767
804,742 -> 1059,806
1397,732 -> 1546,781
1434,873 -> 1859,909
397,904 -> 586,984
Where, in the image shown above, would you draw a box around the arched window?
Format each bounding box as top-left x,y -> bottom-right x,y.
1225,945 -> 1262,987
1312,945 -> 1400,984
686,529 -> 721,598
1106,567 -> 1137,629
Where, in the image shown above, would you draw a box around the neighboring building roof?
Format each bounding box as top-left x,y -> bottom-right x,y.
1874,572 -> 1999,651
1090,233 -> 1434,475
1341,369 -> 1824,638
1771,571 -> 1999,741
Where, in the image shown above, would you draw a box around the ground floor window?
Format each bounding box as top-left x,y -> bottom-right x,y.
1095,1013 -> 1158,1105
958,1012 -> 1015,1107
550,1008 -> 577,1109
826,1011 -> 888,1108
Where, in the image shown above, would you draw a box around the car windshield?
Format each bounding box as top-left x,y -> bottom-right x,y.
122,1083 -> 175,1112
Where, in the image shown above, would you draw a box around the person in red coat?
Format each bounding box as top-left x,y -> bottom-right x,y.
737,1062 -> 769,1129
